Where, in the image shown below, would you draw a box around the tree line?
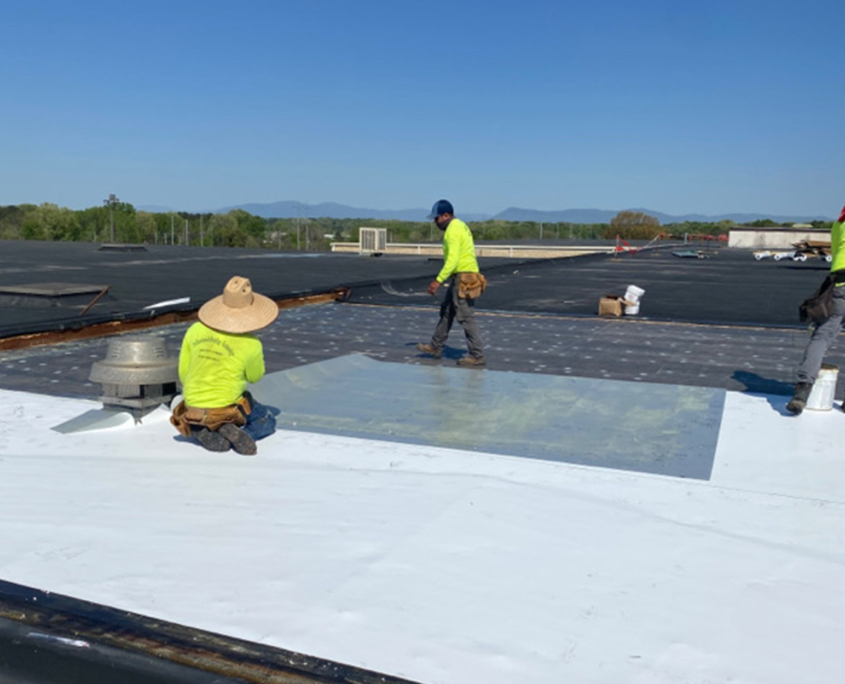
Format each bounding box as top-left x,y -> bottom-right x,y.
0,203 -> 831,249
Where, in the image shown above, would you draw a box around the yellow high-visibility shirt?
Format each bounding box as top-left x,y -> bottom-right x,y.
436,218 -> 479,283
178,321 -> 265,408
831,221 -> 845,277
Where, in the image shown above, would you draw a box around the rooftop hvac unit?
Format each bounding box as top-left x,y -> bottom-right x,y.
359,227 -> 387,255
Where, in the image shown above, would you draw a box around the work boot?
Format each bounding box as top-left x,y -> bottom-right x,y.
416,343 -> 442,359
218,423 -> 258,456
786,382 -> 813,415
457,355 -> 486,368
195,428 -> 231,453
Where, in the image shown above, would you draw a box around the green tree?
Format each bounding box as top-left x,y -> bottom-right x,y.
136,211 -> 158,243
208,212 -> 244,247
810,220 -> 832,229
0,205 -> 32,239
229,209 -> 267,244
604,211 -> 662,240
474,221 -> 506,241
113,202 -> 139,243
22,203 -> 82,241
77,206 -> 109,241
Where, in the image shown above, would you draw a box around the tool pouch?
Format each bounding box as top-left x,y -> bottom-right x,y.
799,271 -> 845,323
457,272 -> 487,299
170,395 -> 252,437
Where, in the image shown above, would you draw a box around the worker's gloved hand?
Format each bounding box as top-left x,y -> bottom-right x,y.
427,280 -> 441,296
838,205 -> 845,223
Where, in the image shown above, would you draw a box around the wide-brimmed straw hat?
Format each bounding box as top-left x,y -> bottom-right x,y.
198,276 -> 278,334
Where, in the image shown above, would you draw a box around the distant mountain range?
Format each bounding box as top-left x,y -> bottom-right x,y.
211,201 -> 472,222
492,207 -> 832,225
135,200 -> 832,225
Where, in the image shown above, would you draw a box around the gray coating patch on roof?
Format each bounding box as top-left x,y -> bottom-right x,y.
253,354 -> 724,479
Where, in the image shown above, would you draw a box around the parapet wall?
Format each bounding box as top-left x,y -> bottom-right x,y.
728,227 -> 830,249
330,242 -> 615,258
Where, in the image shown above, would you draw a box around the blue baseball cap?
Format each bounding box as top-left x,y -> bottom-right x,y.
427,199 -> 454,219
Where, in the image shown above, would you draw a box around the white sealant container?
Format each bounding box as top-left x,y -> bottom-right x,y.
624,285 -> 645,315
806,364 -> 839,411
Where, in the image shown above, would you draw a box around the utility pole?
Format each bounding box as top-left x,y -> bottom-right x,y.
200,215 -> 204,247
171,215 -> 175,245
103,193 -> 119,242
184,219 -> 189,246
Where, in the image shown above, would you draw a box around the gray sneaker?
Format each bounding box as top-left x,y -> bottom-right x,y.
416,343 -> 442,359
218,423 -> 258,455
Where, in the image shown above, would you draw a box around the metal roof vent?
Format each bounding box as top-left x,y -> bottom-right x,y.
89,335 -> 178,418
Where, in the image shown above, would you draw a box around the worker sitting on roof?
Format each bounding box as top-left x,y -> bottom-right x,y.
170,276 -> 278,454
788,205 -> 845,415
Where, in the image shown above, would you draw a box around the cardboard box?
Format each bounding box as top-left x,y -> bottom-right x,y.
598,295 -> 636,317
598,296 -> 623,317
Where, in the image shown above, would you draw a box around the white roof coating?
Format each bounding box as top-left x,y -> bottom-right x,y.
1,380 -> 844,684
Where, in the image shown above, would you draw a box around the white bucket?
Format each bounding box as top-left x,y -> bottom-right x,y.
806,365 -> 839,411
625,285 -> 645,303
624,285 -> 644,315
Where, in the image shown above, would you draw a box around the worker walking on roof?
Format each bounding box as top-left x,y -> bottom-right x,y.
416,199 -> 488,367
788,205 -> 845,414
170,276 -> 278,454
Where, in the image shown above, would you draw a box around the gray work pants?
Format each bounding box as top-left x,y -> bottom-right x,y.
430,277 -> 485,359
796,285 -> 845,383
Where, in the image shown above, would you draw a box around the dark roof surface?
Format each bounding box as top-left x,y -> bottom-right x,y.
352,245 -> 827,327
0,240 -> 828,334
0,240 -> 488,336
0,239 -> 837,400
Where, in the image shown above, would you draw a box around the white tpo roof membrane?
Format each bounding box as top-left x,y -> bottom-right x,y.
0,378 -> 843,684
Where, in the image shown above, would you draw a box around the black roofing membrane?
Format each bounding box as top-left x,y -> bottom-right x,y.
0,240 -> 831,333
0,240 -> 838,399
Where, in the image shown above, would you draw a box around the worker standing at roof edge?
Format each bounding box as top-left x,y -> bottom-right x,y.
787,205 -> 845,415
416,199 -> 488,367
170,276 -> 278,454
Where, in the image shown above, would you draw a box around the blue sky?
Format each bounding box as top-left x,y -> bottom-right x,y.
1,0 -> 842,217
